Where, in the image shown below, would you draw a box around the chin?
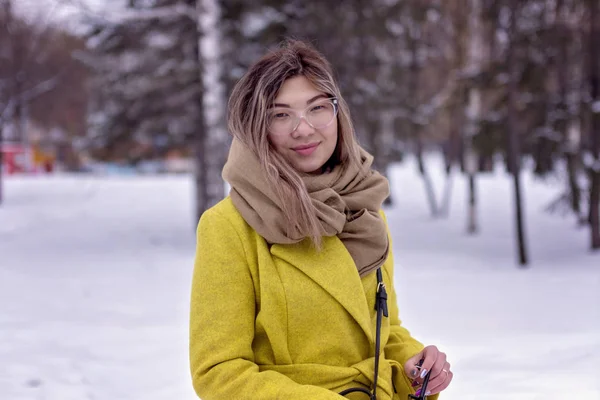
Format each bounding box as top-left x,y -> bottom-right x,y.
293,160 -> 323,174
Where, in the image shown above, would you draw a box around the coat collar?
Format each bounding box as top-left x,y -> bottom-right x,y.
270,236 -> 374,344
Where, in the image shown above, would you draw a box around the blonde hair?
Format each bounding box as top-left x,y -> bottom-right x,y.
227,39 -> 361,246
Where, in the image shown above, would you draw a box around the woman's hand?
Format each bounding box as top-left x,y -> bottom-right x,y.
404,345 -> 453,396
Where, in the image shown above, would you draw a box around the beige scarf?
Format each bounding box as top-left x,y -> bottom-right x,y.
222,139 -> 390,277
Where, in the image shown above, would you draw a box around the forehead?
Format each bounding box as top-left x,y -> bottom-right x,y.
273,76 -> 324,107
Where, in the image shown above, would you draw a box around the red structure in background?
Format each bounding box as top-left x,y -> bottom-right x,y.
0,144 -> 27,175
0,142 -> 56,174
1,143 -> 30,174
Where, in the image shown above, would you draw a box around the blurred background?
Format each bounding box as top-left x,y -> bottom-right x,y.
1,0 -> 599,399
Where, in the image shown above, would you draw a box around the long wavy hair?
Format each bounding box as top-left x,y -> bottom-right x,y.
227,39 -> 361,246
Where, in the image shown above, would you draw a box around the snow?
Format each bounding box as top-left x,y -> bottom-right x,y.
12,0 -> 125,34
107,4 -> 195,24
1,157 -> 599,400
240,8 -> 285,38
583,151 -> 600,172
146,31 -> 176,50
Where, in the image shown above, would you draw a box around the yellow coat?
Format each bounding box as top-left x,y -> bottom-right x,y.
190,197 -> 438,400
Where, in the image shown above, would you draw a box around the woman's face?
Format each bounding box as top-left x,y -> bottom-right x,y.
267,75 -> 338,174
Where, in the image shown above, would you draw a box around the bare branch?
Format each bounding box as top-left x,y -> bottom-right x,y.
57,0 -> 195,24
21,1 -> 61,63
0,75 -> 60,124
117,4 -> 196,22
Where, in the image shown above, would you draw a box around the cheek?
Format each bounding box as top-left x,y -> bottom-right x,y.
326,126 -> 339,147
267,133 -> 286,152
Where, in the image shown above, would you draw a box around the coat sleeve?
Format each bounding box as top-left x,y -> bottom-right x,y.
189,207 -> 344,400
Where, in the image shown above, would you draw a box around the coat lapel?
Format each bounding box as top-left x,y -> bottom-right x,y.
270,236 -> 374,343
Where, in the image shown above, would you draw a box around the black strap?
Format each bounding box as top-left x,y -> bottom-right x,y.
408,364 -> 432,400
372,268 -> 388,398
339,268 -> 388,400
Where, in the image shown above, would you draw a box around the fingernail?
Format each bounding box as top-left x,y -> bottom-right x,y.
420,369 -> 428,378
411,369 -> 418,378
425,391 -> 431,396
415,389 -> 422,396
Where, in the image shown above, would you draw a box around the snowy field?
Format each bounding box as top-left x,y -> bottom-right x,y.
1,158 -> 599,400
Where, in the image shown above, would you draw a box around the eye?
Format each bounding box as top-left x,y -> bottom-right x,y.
272,112 -> 289,119
310,105 -> 326,112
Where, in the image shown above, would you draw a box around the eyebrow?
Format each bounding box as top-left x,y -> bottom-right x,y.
272,94 -> 328,108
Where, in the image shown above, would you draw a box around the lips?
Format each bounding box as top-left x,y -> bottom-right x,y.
292,142 -> 319,156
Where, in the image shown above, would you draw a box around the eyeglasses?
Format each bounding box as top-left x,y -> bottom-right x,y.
267,97 -> 338,135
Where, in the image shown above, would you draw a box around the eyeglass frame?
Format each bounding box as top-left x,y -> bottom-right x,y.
266,97 -> 339,135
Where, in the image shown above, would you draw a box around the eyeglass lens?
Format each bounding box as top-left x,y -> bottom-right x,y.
268,99 -> 337,135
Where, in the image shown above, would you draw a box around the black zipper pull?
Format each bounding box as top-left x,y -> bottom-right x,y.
377,282 -> 388,317
375,269 -> 389,318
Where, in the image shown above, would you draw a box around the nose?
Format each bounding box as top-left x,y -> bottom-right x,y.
291,116 -> 314,138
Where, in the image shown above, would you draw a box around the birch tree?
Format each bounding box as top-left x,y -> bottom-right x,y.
463,0 -> 484,234
506,0 -> 529,266
81,0 -> 228,220
195,0 -> 228,221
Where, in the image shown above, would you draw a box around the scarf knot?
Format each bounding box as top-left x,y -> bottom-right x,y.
222,139 -> 390,277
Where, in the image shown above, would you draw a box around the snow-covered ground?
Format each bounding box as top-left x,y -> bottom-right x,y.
1,158 -> 599,400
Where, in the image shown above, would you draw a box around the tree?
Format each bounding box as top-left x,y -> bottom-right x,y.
585,0 -> 600,249
506,0 -> 529,266
463,0 -> 485,234
81,0 -> 227,220
0,0 -> 88,203
556,0 -> 585,222
219,0 -> 457,209
195,0 -> 228,222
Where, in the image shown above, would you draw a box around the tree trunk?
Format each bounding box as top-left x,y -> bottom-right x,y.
194,0 -> 227,224
369,116 -> 394,206
439,130 -> 459,218
465,148 -> 478,233
194,114 -> 209,224
464,0 -> 482,234
415,136 -> 439,217
441,3 -> 468,219
408,4 -> 438,217
588,0 -> 600,250
566,150 -> 583,221
555,0 -> 583,221
507,3 -> 529,266
533,137 -> 554,175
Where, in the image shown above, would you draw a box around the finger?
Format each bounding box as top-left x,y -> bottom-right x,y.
426,361 -> 452,394
426,370 -> 453,395
404,351 -> 425,380
426,360 -> 450,391
428,352 -> 447,382
415,346 -> 439,384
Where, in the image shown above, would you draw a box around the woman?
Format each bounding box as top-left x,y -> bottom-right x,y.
189,39 -> 453,400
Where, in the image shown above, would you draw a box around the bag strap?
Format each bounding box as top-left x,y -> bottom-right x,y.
372,267 -> 388,399
339,268 -> 388,400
